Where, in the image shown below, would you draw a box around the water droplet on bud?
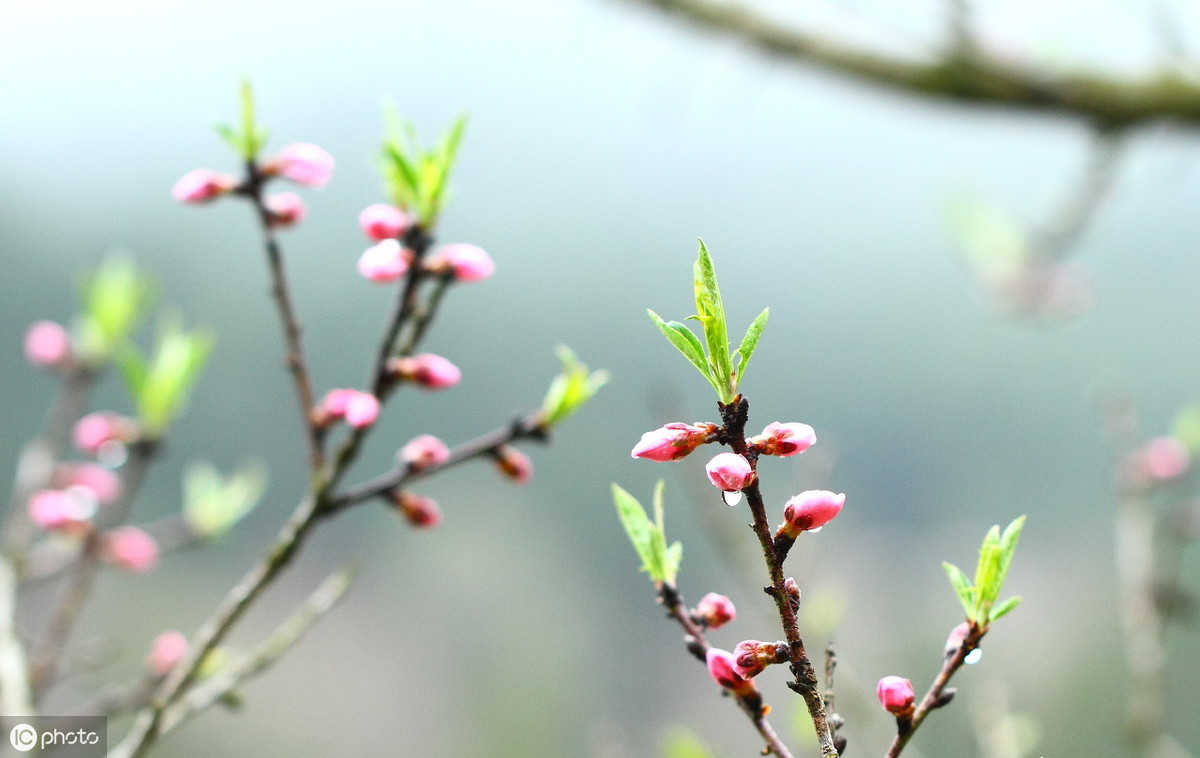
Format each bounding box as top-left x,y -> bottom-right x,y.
808,526 -> 823,534
964,648 -> 983,665
722,490 -> 743,507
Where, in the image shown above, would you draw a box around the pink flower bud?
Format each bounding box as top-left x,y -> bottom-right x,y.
706,648 -> 757,697
28,489 -> 96,530
24,321 -> 72,368
102,526 -> 159,572
1135,437 -> 1190,482
357,239 -> 412,283
265,191 -> 307,228
358,203 -> 412,241
631,423 -> 714,462
171,168 -> 237,203
733,640 -> 783,679
321,389 -> 380,429
750,422 -> 816,457
72,412 -> 133,457
494,445 -> 533,484
780,490 -> 845,538
944,622 -> 970,659
392,492 -> 442,529
427,243 -> 495,282
272,143 -> 334,188
705,453 -> 754,492
400,434 -> 451,471
393,353 -> 462,390
876,676 -> 915,715
60,463 -> 121,504
695,592 -> 736,629
147,631 -> 188,677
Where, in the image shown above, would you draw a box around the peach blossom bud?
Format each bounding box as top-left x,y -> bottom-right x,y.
494,445 -> 533,484
427,243 -> 495,282
392,492 -> 442,529
358,203 -> 411,241
393,353 -> 462,389
171,168 -> 237,203
273,143 -> 334,188
29,489 -> 78,530
780,490 -> 845,538
1136,437 -> 1190,482
72,412 -> 132,457
695,592 -> 736,629
750,422 -> 816,457
705,453 -> 754,492
876,676 -> 915,715
733,640 -> 784,679
102,526 -> 159,572
321,389 -> 379,428
265,191 -> 307,228
631,423 -> 714,462
357,239 -> 412,283
343,392 -> 380,429
944,622 -> 970,658
147,631 -> 188,676
60,463 -> 121,504
321,389 -> 355,417
400,434 -> 451,471
706,648 -> 757,697
24,321 -> 72,368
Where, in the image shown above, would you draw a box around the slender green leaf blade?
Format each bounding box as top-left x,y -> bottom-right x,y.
692,241 -> 732,401
612,484 -> 660,581
648,310 -> 720,393
943,561 -> 975,617
989,595 -> 1022,622
733,306 -> 769,387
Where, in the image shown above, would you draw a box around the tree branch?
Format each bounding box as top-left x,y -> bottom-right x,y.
616,0 -> 1200,128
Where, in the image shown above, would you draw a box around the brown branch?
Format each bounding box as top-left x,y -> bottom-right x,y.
243,164 -> 325,474
331,412 -> 550,510
719,397 -> 839,758
617,0 -> 1200,128
155,563 -> 357,738
658,583 -> 795,758
28,440 -> 157,703
884,624 -> 983,758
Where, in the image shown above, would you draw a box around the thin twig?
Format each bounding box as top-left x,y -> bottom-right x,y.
244,165 -> 325,473
616,0 -> 1200,128
659,584 -> 794,758
156,563 -> 358,736
720,398 -> 838,758
28,441 -> 157,703
331,413 -> 549,510
884,624 -> 984,758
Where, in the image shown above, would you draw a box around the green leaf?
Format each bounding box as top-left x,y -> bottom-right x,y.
539,345 -> 609,426
613,484 -> 659,580
236,79 -> 268,160
647,310 -> 719,393
612,482 -> 678,586
733,306 -> 769,386
943,561 -> 975,618
184,459 -> 269,537
114,347 -> 148,417
989,595 -> 1022,622
77,254 -> 154,362
1173,406 -> 1200,455
692,240 -> 733,402
130,316 -> 214,438
215,122 -> 243,156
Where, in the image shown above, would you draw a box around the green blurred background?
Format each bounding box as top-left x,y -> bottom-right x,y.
3,1 -> 1200,755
